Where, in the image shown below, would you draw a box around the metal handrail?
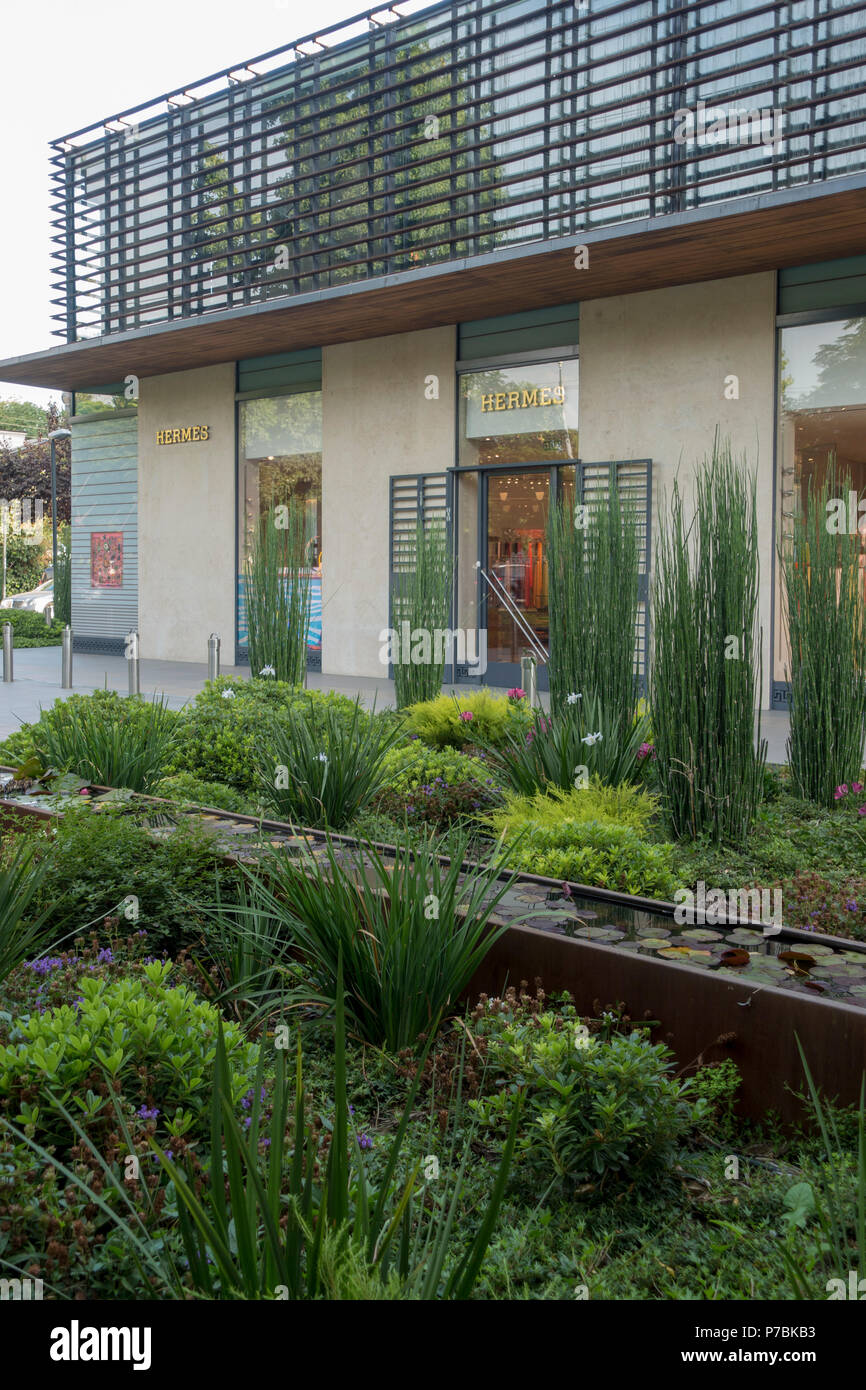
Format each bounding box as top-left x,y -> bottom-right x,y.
475,560 -> 548,665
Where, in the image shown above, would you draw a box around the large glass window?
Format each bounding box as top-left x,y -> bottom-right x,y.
459,360 -> 579,467
775,317 -> 866,682
237,393 -> 322,663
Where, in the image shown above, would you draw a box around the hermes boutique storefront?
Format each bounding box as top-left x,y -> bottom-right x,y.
60,260 -> 866,707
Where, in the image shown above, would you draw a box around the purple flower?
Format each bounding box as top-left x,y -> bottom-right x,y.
137,1104 -> 159,1121
358,1133 -> 373,1151
846,900 -> 858,911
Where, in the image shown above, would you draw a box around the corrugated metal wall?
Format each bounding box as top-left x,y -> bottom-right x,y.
70,413 -> 138,652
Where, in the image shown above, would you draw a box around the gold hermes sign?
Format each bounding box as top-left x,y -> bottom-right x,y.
480,386 -> 566,413
156,425 -> 210,445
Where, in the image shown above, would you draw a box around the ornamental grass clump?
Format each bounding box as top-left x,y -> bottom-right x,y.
254,694 -> 403,829
477,690 -> 651,793
24,690 -> 178,792
547,468 -> 642,736
226,830 -> 517,1050
244,496 -> 311,686
391,518 -> 453,708
781,464 -> 866,807
651,435 -> 766,845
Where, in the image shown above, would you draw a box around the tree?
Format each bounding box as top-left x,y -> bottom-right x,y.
0,397 -> 49,437
0,401 -> 71,526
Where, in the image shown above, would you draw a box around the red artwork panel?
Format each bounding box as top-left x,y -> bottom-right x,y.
90,532 -> 123,588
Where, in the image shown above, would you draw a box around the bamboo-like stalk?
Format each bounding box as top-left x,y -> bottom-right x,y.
391,519 -> 453,709
547,466 -> 641,732
651,435 -> 766,844
781,462 -> 866,805
244,497 -> 311,685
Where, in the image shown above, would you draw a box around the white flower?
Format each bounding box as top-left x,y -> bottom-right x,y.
581,731 -> 603,746
317,752 -> 328,763
574,1025 -> 594,1050
260,665 -> 276,677
566,692 -> 582,704
221,689 -> 236,700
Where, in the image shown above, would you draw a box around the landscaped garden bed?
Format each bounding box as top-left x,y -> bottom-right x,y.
1,443 -> 864,1303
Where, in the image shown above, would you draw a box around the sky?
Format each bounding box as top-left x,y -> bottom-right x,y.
0,0 -> 385,416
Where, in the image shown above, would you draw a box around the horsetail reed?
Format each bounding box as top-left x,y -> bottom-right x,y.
651,436 -> 765,844
781,463 -> 866,806
391,518 -> 453,708
244,497 -> 311,685
547,465 -> 641,730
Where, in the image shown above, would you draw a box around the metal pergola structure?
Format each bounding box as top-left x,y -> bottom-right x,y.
49,0 -> 866,344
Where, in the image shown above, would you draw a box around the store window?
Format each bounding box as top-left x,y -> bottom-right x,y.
237,393 -> 322,665
775,317 -> 866,684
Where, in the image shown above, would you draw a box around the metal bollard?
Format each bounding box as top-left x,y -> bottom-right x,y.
126,630 -> 140,697
2,622 -> 12,682
207,632 -> 220,682
61,626 -> 73,688
520,651 -> 538,708
44,603 -> 54,626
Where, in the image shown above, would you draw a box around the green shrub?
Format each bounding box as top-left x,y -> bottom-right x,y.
405,690 -> 529,749
0,962 -> 259,1149
472,1002 -> 707,1185
33,807 -> 241,955
1,690 -> 179,791
166,678 -> 370,793
487,780 -> 661,838
501,817 -> 677,898
255,695 -> 404,830
0,608 -> 64,647
154,772 -> 260,816
2,530 -> 44,594
379,742 -> 493,791
10,977 -> 520,1301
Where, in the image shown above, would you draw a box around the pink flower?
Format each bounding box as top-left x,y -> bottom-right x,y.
458,710 -> 474,722
852,782 -> 864,793
507,687 -> 526,700
859,806 -> 866,817
637,742 -> 656,761
834,785 -> 849,800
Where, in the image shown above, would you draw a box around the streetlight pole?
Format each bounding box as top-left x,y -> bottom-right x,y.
47,428 -> 71,582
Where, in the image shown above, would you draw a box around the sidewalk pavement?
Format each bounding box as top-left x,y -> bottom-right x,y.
0,644 -> 792,762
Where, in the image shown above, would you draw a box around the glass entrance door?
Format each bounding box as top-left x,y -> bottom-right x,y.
482,467 -> 552,689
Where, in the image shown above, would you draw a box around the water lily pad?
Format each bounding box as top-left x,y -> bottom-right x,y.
573,926 -> 621,941
680,928 -> 725,942
636,925 -> 671,939
725,929 -> 763,944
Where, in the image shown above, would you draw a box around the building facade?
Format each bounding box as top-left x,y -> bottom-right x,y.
1,0 -> 865,705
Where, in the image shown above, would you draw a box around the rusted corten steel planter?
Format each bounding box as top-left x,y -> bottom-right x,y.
2,774 -> 864,1124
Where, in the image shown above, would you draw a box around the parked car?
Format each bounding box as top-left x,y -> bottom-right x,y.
0,576 -> 54,614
